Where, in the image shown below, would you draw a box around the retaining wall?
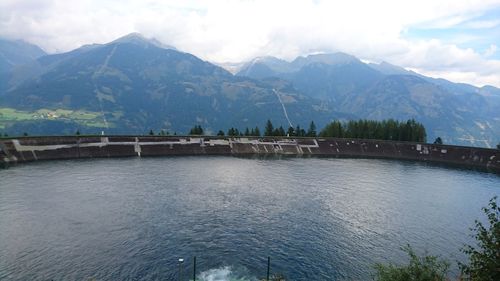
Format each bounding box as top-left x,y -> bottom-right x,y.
0,136 -> 499,173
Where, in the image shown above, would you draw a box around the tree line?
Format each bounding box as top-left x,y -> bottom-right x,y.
319,119 -> 427,142
186,118 -> 426,143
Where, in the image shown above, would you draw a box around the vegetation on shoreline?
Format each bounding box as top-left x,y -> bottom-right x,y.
374,196 -> 499,281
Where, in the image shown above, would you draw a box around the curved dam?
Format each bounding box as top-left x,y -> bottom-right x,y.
0,136 -> 499,173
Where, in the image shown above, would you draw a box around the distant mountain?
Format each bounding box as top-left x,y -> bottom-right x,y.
0,38 -> 46,73
1,34 -> 498,147
236,53 -> 500,147
0,33 -> 347,135
0,38 -> 47,93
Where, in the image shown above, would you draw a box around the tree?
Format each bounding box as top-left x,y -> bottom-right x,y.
374,245 -> 449,281
433,137 -> 443,145
497,143 -> 500,150
217,130 -> 225,136
265,120 -> 274,136
460,196 -> 500,281
76,130 -> 80,136
287,126 -> 295,137
295,125 -> 306,137
227,127 -> 240,137
307,121 -> 317,137
277,126 -> 286,136
244,127 -> 250,136
149,129 -> 154,136
189,125 -> 203,135
254,126 -> 261,137
23,132 -> 28,137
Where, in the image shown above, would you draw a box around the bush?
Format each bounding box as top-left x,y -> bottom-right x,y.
460,196 -> 500,281
374,245 -> 449,281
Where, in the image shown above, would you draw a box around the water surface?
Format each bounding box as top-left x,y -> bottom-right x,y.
0,157 -> 498,280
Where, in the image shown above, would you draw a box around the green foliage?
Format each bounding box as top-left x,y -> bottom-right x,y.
319,119 -> 426,142
253,126 -> 261,137
217,130 -> 225,136
265,119 -> 274,136
189,125 -> 203,135
149,129 -> 154,136
496,143 -> 499,150
434,137 -> 443,145
295,125 -> 306,137
227,127 -> 240,137
460,196 -> 500,281
374,245 -> 449,281
272,126 -> 286,136
307,121 -> 317,137
76,130 -> 80,136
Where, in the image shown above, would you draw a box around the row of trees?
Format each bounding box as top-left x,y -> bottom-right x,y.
319,119 -> 427,142
188,120 -> 318,138
187,119 -> 426,142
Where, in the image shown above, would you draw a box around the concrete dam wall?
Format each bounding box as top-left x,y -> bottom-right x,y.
0,136 -> 499,173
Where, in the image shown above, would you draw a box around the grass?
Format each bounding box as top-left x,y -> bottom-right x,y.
0,107 -> 117,128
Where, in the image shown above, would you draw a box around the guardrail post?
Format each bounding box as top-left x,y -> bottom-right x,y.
193,256 -> 196,281
267,256 -> 270,281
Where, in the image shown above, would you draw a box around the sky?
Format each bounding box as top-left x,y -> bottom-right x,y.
1,0 -> 500,87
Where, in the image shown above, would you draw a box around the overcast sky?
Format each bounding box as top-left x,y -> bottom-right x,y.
1,0 -> 500,87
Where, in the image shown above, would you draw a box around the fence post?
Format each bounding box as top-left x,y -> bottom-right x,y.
193,256 -> 196,281
267,256 -> 270,281
178,258 -> 184,281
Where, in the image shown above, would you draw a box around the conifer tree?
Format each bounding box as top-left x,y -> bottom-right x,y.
254,126 -> 261,137
265,120 -> 274,136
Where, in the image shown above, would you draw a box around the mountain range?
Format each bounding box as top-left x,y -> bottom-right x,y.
0,33 -> 499,147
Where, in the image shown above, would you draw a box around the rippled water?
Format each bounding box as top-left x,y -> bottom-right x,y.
0,157 -> 498,280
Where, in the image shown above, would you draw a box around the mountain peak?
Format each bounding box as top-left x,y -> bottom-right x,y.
110,33 -> 176,50
292,52 -> 360,68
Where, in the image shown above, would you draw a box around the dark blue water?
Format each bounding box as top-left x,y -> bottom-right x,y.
0,157 -> 498,281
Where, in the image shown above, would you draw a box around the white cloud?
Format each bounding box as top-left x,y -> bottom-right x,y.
1,0 -> 500,87
484,44 -> 498,57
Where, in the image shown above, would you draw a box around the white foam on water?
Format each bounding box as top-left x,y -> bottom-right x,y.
197,266 -> 258,281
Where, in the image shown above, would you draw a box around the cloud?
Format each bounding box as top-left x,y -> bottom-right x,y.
0,0 -> 500,87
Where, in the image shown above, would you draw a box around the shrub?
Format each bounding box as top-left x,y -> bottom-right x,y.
374,245 -> 449,281
460,196 -> 500,281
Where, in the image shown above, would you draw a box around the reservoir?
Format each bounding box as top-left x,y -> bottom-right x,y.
0,157 -> 499,280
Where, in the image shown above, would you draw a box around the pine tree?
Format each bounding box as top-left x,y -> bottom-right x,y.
277,126 -> 286,136
217,130 -> 225,136
189,125 -> 203,135
149,129 -> 154,136
287,126 -> 295,137
307,121 -> 317,137
434,137 -> 443,145
265,120 -> 274,136
254,126 -> 261,137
